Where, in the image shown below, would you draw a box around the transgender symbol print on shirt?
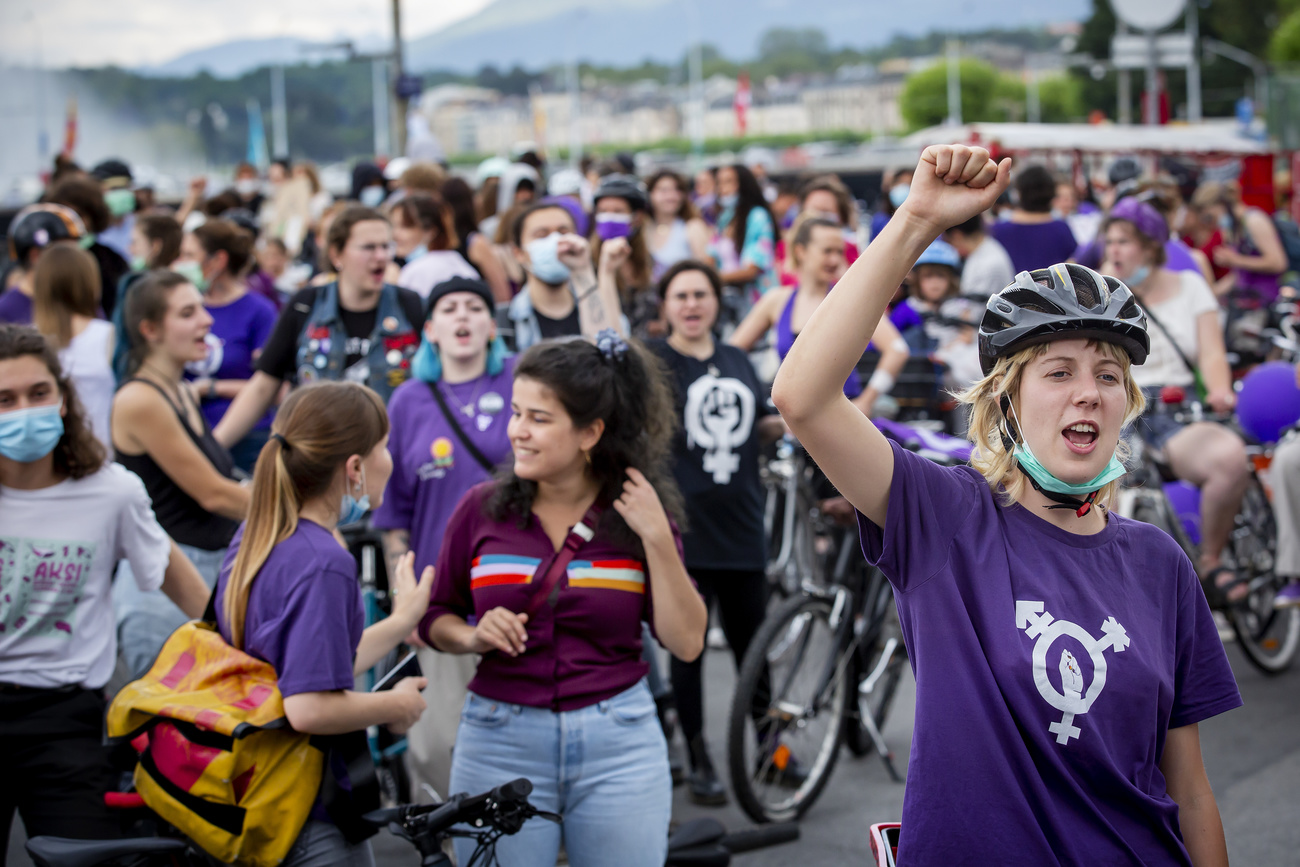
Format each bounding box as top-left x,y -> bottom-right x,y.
0,536 -> 95,639
1016,600 -> 1131,746
684,373 -> 755,485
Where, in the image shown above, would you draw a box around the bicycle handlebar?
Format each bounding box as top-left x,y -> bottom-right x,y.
362,777 -> 535,836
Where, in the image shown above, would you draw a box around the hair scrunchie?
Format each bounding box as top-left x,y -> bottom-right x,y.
594,328 -> 628,362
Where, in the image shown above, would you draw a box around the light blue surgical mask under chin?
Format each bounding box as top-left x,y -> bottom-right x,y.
339,466 -> 370,526
525,233 -> 571,285
1014,437 -> 1127,496
1127,265 -> 1150,287
360,186 -> 386,208
0,401 -> 65,463
405,244 -> 428,263
718,193 -> 739,210
889,183 -> 910,209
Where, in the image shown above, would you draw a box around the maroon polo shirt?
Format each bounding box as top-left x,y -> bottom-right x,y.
423,482 -> 687,712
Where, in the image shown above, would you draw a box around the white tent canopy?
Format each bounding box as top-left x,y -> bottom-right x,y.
903,121 -> 1272,155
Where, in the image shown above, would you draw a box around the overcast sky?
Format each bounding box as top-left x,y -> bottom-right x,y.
0,0 -> 493,69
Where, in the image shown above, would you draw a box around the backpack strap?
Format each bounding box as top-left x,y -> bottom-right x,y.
523,504 -> 603,619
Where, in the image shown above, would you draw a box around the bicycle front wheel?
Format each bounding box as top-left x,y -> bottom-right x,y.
727,593 -> 849,823
1225,479 -> 1300,674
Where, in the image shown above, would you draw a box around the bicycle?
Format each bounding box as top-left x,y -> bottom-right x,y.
761,434 -> 825,601
1114,391 -> 1300,674
726,422 -> 970,824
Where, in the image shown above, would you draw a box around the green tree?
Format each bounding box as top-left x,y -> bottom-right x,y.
1270,7 -> 1300,62
899,58 -> 1006,130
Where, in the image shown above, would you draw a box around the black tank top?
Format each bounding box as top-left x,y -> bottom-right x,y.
115,378 -> 240,551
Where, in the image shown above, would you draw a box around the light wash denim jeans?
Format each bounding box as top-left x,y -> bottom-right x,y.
448,678 -> 672,867
113,542 -> 227,678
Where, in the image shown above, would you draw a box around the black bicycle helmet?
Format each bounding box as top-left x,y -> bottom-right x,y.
7,204 -> 88,265
592,174 -> 648,211
977,263 -> 1149,375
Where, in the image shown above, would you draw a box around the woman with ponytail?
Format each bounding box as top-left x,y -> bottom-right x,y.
423,331 -> 707,867
215,380 -> 433,864
373,276 -> 512,799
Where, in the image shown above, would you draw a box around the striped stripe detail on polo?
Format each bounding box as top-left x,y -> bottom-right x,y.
567,560 -> 646,594
470,554 -> 543,590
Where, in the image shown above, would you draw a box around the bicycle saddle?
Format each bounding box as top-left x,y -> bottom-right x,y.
26,836 -> 188,867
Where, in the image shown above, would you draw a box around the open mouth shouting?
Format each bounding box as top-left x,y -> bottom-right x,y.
1062,421 -> 1099,455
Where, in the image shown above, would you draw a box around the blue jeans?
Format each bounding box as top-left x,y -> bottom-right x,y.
449,679 -> 671,867
113,542 -> 226,679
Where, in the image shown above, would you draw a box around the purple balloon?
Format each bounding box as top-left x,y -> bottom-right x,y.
1163,480 -> 1202,546
1237,361 -> 1300,444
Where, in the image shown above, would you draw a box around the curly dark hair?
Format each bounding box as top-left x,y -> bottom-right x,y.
486,336 -> 684,557
0,325 -> 105,480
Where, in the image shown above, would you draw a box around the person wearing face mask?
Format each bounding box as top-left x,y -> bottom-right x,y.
111,215 -> 183,382
777,175 -> 861,287
646,170 -> 711,282
232,162 -> 266,214
173,220 -> 281,473
1190,180 -> 1288,303
213,206 -> 425,451
590,174 -> 659,338
504,200 -> 628,353
215,381 -> 433,864
0,204 -> 90,326
989,165 -> 1078,274
92,159 -> 137,263
776,144 -> 1239,867
869,166 -> 914,242
44,175 -> 131,318
351,161 -> 389,210
1100,197 -> 1252,606
0,325 -> 210,853
112,270 -> 250,677
373,277 -> 513,801
388,194 -> 478,297
708,165 -> 777,310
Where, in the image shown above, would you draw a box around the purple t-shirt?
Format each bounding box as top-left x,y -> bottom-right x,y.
858,443 -> 1241,866
371,361 -> 516,575
215,520 -> 362,698
190,292 -> 279,430
424,482 -> 686,712
0,289 -> 33,325
991,219 -> 1078,274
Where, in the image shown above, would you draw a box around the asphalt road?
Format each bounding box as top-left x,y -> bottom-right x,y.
9,637 -> 1299,866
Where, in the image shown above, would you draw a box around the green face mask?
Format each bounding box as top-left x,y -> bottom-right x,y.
130,256 -> 148,272
173,260 -> 209,292
105,188 -> 136,218
1007,404 -> 1127,496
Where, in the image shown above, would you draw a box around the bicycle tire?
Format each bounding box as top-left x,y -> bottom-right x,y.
844,640 -> 905,758
727,593 -> 848,824
1224,480 -> 1300,674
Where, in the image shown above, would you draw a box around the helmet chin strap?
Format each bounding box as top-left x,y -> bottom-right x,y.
1000,396 -> 1100,518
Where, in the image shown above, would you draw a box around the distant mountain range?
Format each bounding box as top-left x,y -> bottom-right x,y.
141,0 -> 1090,79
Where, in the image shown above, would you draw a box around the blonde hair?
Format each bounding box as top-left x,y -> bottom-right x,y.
958,341 -> 1146,509
223,381 -> 388,650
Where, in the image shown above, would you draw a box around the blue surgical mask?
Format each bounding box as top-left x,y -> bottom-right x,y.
889,183 -> 910,209
0,401 -> 65,463
405,244 -> 428,263
525,233 -> 571,285
360,186 -> 386,208
339,466 -> 370,526
1127,266 -> 1150,287
1218,213 -> 1234,233
1008,405 -> 1126,497
718,193 -> 739,209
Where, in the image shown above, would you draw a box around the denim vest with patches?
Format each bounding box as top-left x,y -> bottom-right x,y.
294,282 -> 418,402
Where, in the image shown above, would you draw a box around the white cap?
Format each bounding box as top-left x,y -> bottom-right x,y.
383,156 -> 412,181
548,168 -> 584,197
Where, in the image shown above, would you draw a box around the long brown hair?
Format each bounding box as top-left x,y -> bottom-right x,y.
123,270 -> 189,377
391,193 -> 459,252
488,336 -> 683,556
0,325 -> 105,480
193,219 -> 256,277
646,170 -> 699,222
33,243 -> 100,349
224,381 -> 388,649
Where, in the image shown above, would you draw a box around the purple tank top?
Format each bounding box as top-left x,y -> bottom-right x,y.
776,288 -> 863,397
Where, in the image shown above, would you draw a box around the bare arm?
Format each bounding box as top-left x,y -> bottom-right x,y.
112,385 -> 249,520
159,540 -> 211,620
686,218 -> 711,262
852,316 -> 910,417
727,289 -> 786,352
1237,210 -> 1288,275
213,371 -> 282,448
283,678 -> 427,735
1160,724 -> 1229,867
719,263 -> 761,287
469,234 -> 513,304
772,146 -> 1011,528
